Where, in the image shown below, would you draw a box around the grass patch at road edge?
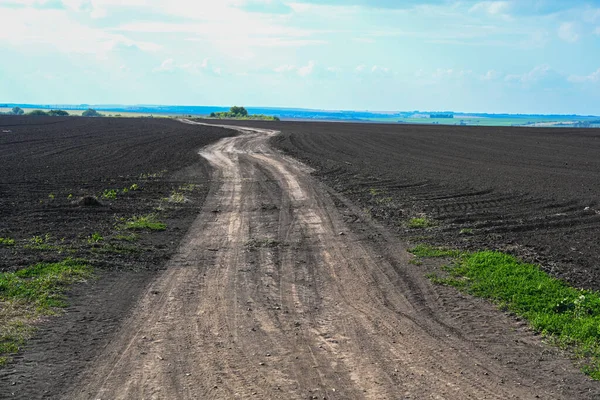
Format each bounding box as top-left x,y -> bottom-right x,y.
422,248 -> 600,379
121,214 -> 166,231
410,244 -> 463,258
407,217 -> 433,229
0,259 -> 93,365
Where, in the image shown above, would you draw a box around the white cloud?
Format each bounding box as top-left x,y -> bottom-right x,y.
153,58 -> 221,74
154,58 -> 175,72
431,68 -> 472,79
481,69 -> 500,80
0,8 -> 160,56
274,64 -> 295,73
505,65 -> 556,84
558,22 -> 579,43
469,1 -> 511,18
371,65 -> 390,74
297,60 -> 315,77
568,68 -> 600,83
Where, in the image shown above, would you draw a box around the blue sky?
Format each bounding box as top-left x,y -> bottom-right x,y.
1,0 -> 600,114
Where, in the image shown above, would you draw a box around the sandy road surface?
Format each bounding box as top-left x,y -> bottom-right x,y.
67,121 -> 596,399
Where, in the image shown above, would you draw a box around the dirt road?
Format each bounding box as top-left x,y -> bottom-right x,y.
67,121 -> 598,399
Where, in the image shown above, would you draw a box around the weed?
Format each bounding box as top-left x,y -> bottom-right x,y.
114,233 -> 138,242
460,228 -> 474,235
436,250 -> 600,379
24,234 -> 55,251
139,170 -> 167,179
122,187 -> 129,194
0,237 -> 15,246
0,259 -> 92,364
407,217 -> 433,229
408,259 -> 423,266
121,214 -> 166,231
48,193 -> 55,200
409,244 -> 462,258
179,183 -> 197,192
368,188 -> 382,196
87,232 -> 104,244
67,193 -> 73,200
102,189 -> 117,200
165,191 -> 186,204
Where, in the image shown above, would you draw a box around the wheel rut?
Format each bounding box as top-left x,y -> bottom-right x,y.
66,120 -> 596,399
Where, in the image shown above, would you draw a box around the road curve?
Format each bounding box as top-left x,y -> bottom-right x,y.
66,120 -> 596,399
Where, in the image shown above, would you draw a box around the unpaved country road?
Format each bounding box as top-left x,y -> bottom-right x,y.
67,121 -> 598,399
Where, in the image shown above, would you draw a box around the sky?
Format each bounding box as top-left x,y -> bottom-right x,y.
1,0 -> 600,114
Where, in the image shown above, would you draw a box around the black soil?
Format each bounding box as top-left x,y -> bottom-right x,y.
202,119 -> 600,291
0,116 -> 234,398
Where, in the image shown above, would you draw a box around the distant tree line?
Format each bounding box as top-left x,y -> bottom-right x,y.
1,106 -> 104,117
209,106 -> 279,121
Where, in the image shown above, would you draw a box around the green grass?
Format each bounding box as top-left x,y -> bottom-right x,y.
87,232 -> 104,244
102,189 -> 117,200
0,237 -> 15,246
139,170 -> 167,179
430,250 -> 600,379
410,244 -> 462,258
164,191 -> 186,203
121,214 -> 166,231
407,217 -> 433,229
23,234 -> 59,251
0,259 -> 92,364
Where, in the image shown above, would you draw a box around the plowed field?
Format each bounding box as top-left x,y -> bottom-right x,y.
212,120 -> 600,291
1,117 -> 600,399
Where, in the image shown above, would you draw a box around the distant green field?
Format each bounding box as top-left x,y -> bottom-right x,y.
370,116 -> 589,127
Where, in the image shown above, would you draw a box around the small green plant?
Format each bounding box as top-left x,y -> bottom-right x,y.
139,170 -> 166,179
121,214 -> 166,231
407,217 -> 433,229
24,234 -> 54,251
87,232 -> 104,244
48,193 -> 55,200
165,191 -> 186,203
460,228 -> 474,235
0,237 -> 15,246
67,193 -> 73,200
179,183 -> 197,192
368,188 -> 382,196
129,183 -> 139,191
102,189 -> 117,200
409,244 -> 462,258
122,187 -> 129,194
0,259 -> 93,364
